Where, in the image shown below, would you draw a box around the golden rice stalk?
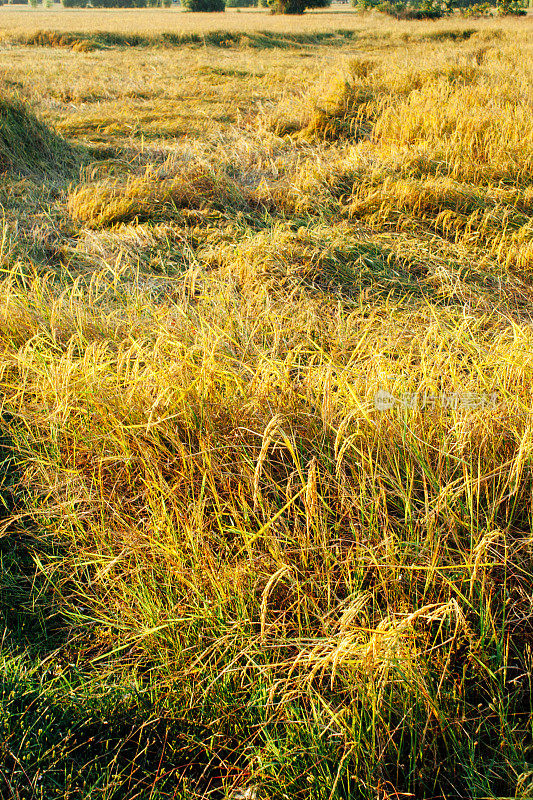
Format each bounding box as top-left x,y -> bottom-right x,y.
469,529 -> 505,599
304,456 -> 318,525
260,564 -> 293,642
253,413 -> 285,511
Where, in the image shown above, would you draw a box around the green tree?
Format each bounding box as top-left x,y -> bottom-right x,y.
269,0 -> 329,14
182,0 -> 225,9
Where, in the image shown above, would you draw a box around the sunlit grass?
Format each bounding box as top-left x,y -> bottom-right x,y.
1,13 -> 533,800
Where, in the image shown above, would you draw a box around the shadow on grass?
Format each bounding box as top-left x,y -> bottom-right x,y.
16,28 -> 366,52
0,417 -> 248,800
0,650 -> 245,800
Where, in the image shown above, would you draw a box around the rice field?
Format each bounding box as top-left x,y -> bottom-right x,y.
1,10 -> 533,800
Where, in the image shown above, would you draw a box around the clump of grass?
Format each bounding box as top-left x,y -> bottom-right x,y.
0,96 -> 82,178
1,264 -> 533,798
66,221 -> 199,279
300,64 -> 381,141
20,29 -> 99,51
261,58 -> 385,141
373,78 -> 533,184
68,161 -> 258,228
425,27 -> 477,40
201,220 -> 429,300
345,175 -> 532,246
